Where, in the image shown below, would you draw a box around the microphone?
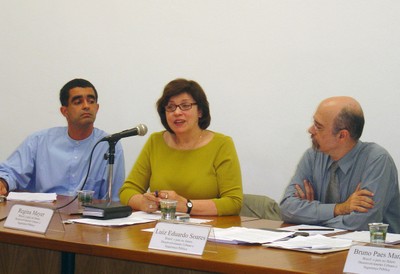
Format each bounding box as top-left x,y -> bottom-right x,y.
100,124 -> 148,142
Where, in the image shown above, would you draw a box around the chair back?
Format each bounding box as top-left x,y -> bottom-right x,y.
240,194 -> 282,220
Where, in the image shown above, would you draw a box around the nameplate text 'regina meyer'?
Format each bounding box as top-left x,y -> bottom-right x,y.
149,221 -> 211,255
344,245 -> 400,273
4,204 -> 54,234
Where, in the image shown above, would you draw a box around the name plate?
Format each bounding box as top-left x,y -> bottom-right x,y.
344,245 -> 400,273
4,204 -> 54,234
149,221 -> 211,255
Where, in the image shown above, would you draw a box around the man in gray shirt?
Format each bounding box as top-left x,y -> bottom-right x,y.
280,96 -> 400,233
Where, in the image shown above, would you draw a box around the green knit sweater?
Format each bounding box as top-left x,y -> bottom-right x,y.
119,131 -> 243,215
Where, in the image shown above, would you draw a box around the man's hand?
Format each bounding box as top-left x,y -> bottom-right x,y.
294,180 -> 315,202
334,183 -> 374,216
0,179 -> 8,195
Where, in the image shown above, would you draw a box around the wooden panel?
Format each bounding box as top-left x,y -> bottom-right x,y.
0,242 -> 61,274
76,254 -> 211,274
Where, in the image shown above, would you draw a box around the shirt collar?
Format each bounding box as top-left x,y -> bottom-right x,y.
65,127 -> 95,144
333,141 -> 363,175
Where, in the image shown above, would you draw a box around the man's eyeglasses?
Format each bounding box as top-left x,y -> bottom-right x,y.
165,103 -> 197,112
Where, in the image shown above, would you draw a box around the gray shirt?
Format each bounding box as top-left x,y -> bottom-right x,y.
280,141 -> 400,233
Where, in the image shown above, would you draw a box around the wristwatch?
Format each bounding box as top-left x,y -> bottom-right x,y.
186,199 -> 193,214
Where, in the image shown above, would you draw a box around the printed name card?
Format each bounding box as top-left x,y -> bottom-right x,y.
4,204 -> 54,234
344,245 -> 400,273
149,221 -> 211,255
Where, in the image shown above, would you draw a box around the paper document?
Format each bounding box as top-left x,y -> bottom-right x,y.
67,213 -> 155,226
210,227 -> 295,244
131,211 -> 212,224
7,192 -> 57,203
263,234 -> 352,253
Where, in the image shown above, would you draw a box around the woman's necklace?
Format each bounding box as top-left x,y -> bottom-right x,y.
173,130 -> 204,150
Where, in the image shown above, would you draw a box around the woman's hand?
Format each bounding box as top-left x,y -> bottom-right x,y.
157,190 -> 188,212
129,193 -> 160,213
131,190 -> 217,215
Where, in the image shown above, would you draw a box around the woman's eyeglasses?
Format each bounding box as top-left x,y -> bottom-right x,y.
165,103 -> 197,112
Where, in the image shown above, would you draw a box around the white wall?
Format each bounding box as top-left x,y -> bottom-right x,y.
1,1 -> 399,202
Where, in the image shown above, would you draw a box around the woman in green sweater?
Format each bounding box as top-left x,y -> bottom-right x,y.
119,79 -> 243,216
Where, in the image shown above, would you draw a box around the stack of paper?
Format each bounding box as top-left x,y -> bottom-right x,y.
263,234 -> 352,253
210,227 -> 295,245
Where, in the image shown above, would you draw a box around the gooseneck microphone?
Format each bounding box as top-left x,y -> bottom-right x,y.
100,124 -> 148,142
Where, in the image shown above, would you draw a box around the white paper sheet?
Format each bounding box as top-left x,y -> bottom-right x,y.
67,213 -> 155,226
131,211 -> 212,224
7,192 -> 57,202
68,211 -> 212,227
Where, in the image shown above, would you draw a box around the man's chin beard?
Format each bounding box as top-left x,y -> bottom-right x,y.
312,140 -> 320,151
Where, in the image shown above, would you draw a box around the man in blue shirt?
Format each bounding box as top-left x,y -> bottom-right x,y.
280,96 -> 400,233
0,79 -> 125,201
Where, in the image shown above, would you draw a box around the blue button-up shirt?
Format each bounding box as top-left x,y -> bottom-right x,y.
0,127 -> 125,201
280,141 -> 400,233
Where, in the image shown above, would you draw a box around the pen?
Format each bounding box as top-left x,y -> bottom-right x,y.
296,228 -> 334,231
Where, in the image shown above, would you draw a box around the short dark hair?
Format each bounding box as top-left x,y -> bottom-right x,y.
156,79 -> 211,133
59,78 -> 98,106
333,106 -> 364,140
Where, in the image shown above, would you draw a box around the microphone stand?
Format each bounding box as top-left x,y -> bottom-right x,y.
85,137 -> 131,220
104,139 -> 118,204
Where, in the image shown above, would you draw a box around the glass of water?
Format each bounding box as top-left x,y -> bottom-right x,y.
160,199 -> 177,220
368,223 -> 389,245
